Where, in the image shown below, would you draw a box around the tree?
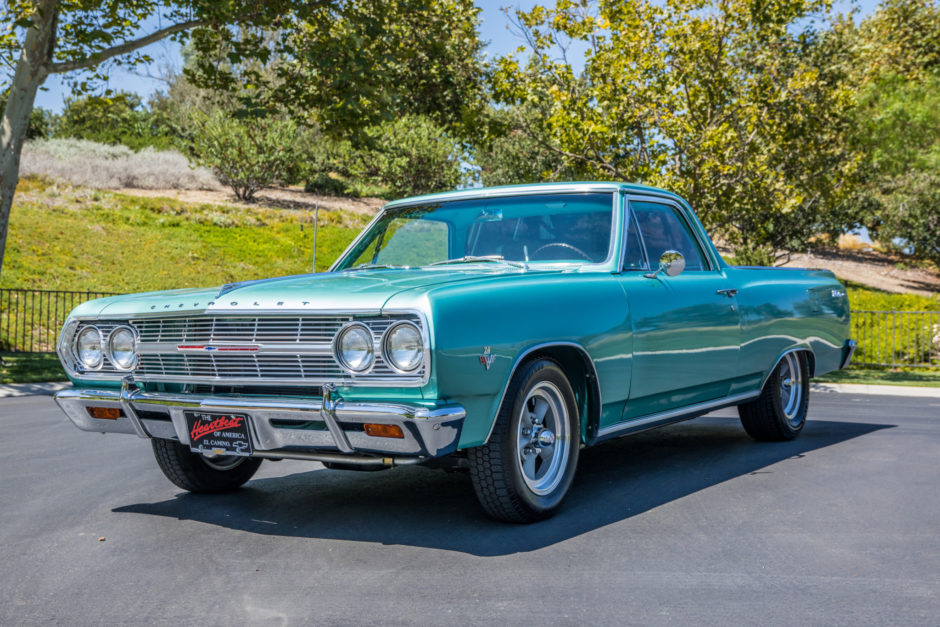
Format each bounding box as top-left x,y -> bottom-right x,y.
0,0 -> 322,281
185,0 -> 486,142
842,0 -> 940,264
489,0 -> 859,264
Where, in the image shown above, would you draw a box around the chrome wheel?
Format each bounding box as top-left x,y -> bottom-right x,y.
778,352 -> 804,427
515,381 -> 571,496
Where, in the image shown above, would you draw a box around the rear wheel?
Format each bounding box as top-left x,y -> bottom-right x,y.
738,352 -> 810,441
468,359 -> 580,523
151,438 -> 263,493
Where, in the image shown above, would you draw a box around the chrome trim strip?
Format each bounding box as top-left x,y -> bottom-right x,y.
483,341 -> 602,445
382,183 -> 625,210
595,391 -> 761,440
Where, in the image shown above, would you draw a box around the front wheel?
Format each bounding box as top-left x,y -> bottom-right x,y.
151,438 -> 263,493
738,351 -> 810,441
468,359 -> 580,523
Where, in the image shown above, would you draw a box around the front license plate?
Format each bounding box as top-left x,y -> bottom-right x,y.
185,411 -> 253,456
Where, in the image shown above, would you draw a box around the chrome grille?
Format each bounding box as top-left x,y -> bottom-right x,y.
130,314 -> 427,386
134,316 -> 349,344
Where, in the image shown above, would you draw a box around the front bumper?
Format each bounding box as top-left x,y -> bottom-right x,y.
54,379 -> 465,464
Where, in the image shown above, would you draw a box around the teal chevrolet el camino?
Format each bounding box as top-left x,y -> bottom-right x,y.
54,182 -> 856,522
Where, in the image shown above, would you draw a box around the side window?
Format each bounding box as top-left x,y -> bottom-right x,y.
631,201 -> 707,272
622,211 -> 647,270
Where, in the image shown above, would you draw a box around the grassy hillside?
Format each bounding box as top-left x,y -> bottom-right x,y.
2,177 -> 371,292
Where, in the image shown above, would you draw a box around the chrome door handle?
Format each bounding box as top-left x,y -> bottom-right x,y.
716,288 -> 738,298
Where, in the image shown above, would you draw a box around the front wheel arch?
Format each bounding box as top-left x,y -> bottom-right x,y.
485,342 -> 601,446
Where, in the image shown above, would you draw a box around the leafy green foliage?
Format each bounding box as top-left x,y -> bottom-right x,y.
851,0 -> 940,82
186,0 -> 485,140
488,0 -> 859,264
57,91 -> 175,150
189,111 -> 303,200
843,1 -> 940,265
356,115 -> 464,197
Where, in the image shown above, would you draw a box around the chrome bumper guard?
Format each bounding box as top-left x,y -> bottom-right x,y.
840,339 -> 858,370
54,378 -> 466,463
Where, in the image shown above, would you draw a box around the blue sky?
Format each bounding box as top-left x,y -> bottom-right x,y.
31,0 -> 881,113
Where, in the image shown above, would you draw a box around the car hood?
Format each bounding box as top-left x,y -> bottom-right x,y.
87,267 -> 546,318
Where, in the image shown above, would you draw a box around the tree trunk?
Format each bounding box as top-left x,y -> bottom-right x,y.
0,0 -> 57,282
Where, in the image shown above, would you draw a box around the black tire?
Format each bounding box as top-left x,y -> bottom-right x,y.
738,352 -> 810,441
151,438 -> 263,493
468,359 -> 580,523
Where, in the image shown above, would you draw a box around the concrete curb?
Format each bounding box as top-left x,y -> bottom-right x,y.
811,382 -> 940,398
0,382 -> 70,398
2,381 -> 939,399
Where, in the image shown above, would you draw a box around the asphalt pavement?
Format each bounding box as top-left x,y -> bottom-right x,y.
1,392 -> 938,625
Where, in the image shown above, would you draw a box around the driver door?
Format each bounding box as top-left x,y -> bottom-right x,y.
619,199 -> 741,420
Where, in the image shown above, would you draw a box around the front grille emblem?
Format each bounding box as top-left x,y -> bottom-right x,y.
177,345 -> 260,353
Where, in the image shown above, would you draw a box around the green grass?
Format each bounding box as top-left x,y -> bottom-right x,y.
816,367 -> 940,388
2,177 -> 371,292
0,353 -> 66,384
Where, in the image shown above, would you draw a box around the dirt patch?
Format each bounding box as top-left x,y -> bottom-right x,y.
783,249 -> 940,296
114,186 -> 386,216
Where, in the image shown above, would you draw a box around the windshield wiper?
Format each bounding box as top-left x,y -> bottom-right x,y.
341,263 -> 408,272
426,255 -> 526,269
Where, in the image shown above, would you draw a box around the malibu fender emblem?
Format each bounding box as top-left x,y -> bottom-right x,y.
479,347 -> 495,371
177,345 -> 260,353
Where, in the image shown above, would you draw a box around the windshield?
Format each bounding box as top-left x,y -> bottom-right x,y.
334,192 -> 615,270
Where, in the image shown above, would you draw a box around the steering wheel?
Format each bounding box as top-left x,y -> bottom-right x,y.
531,242 -> 594,262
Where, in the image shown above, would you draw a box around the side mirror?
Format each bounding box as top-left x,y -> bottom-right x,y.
645,250 -> 685,279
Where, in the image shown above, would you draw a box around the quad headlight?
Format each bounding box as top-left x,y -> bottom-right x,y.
108,325 -> 137,370
334,323 -> 375,373
383,321 -> 423,373
75,326 -> 103,369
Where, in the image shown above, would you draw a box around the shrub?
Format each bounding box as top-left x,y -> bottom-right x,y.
358,115 -> 463,197
189,112 -> 302,201
20,138 -> 220,190
57,91 -> 175,151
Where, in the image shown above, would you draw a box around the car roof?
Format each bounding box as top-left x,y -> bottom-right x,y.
383,181 -> 688,209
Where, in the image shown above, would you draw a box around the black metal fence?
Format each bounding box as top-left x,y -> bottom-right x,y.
2,288 -> 939,368
851,309 -> 940,368
0,288 -> 121,353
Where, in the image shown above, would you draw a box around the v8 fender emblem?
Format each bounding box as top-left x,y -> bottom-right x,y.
479,347 -> 495,371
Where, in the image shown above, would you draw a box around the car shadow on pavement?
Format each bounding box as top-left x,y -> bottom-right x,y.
113,417 -> 892,556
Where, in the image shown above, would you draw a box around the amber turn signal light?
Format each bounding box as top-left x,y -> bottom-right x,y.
363,423 -> 404,439
87,406 -> 123,420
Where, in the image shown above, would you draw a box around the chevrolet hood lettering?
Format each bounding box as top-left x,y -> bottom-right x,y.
93,268 -> 545,318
